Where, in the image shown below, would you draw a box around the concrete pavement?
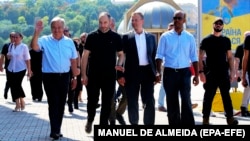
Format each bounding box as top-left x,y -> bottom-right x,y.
0,73 -> 249,141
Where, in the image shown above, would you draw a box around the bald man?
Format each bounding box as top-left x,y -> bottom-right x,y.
81,12 -> 125,133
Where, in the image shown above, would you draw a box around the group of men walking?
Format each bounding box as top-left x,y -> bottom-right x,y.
2,8 -> 249,140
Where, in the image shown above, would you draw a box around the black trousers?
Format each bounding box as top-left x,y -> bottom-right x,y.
67,73 -> 82,109
86,72 -> 116,125
30,72 -> 43,100
9,69 -> 26,101
73,74 -> 83,108
202,71 -> 234,119
4,69 -> 11,99
43,72 -> 70,135
163,67 -> 194,125
126,65 -> 155,125
67,73 -> 74,108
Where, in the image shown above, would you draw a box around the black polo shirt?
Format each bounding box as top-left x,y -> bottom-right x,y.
200,34 -> 231,73
234,43 -> 243,70
85,29 -> 123,78
1,43 -> 11,69
244,35 -> 250,72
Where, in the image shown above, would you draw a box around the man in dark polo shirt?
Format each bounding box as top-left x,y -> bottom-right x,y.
81,11 -> 125,133
0,32 -> 15,101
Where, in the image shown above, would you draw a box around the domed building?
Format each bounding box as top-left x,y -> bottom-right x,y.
117,0 -> 182,41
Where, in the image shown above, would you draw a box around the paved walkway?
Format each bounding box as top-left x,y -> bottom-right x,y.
0,73 -> 249,141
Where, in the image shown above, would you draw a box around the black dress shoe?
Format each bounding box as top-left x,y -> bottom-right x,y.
68,105 -> 73,113
50,133 -> 63,140
4,93 -> 7,99
50,134 -> 59,140
116,113 -> 126,125
109,119 -> 116,125
96,103 -> 101,108
85,122 -> 92,133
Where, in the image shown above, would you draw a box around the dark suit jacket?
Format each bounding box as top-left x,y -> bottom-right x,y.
122,31 -> 157,82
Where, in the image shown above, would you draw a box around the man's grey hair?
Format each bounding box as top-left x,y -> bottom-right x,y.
50,17 -> 65,28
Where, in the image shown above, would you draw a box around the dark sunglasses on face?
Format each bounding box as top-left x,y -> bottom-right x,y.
173,17 -> 182,20
214,22 -> 223,26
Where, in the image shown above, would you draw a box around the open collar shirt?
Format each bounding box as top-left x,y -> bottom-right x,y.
134,30 -> 149,66
7,43 -> 30,72
38,35 -> 78,73
156,30 -> 198,69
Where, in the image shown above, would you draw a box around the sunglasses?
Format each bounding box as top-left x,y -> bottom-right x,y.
173,17 -> 183,20
214,22 -> 223,25
64,30 -> 69,32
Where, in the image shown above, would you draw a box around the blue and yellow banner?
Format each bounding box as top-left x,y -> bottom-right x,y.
201,0 -> 250,51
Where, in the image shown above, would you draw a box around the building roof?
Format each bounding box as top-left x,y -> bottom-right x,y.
118,1 -> 177,33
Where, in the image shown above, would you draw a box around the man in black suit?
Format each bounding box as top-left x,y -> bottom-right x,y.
120,11 -> 157,125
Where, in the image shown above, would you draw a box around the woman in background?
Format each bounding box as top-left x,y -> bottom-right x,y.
7,32 -> 32,112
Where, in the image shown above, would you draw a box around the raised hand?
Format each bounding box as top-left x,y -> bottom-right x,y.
35,20 -> 44,33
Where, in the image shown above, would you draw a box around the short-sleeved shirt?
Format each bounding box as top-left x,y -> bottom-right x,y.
7,43 -> 30,72
84,29 -> 123,77
1,43 -> 11,69
244,35 -> 250,72
38,35 -> 78,73
200,34 -> 231,73
234,43 -> 243,70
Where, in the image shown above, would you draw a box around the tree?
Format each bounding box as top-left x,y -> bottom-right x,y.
67,20 -> 81,37
25,0 -> 35,9
0,38 -> 5,51
0,0 -> 135,48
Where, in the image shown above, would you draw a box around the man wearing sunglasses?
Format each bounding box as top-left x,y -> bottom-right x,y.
199,17 -> 238,125
156,10 -> 199,125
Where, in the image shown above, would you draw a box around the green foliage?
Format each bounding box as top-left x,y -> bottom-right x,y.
0,0 -> 135,48
0,38 -> 5,51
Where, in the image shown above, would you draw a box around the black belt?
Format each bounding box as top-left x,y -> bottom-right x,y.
139,64 -> 150,67
164,67 -> 189,72
43,72 -> 70,76
139,64 -> 150,70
